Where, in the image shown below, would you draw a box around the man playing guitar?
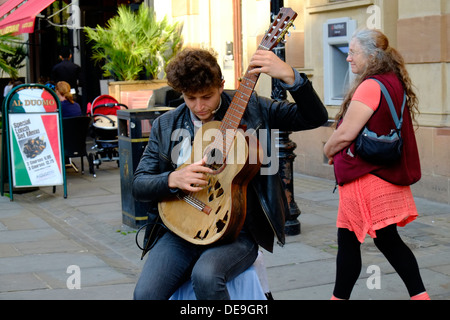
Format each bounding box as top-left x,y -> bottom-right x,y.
132,47 -> 327,300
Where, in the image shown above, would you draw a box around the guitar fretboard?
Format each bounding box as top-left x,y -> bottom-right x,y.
217,66 -> 259,155
210,8 -> 297,161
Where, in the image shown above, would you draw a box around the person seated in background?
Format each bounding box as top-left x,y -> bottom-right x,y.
55,81 -> 82,118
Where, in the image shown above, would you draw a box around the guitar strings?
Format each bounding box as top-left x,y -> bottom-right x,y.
181,171 -> 216,211
179,192 -> 205,211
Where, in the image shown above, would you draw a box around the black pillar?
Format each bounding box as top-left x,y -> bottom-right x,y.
270,0 -> 301,236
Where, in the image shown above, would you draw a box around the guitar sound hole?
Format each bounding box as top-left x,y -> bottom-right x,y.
206,148 -> 224,171
216,220 -> 225,233
208,180 -> 224,202
216,211 -> 229,233
194,229 -> 209,240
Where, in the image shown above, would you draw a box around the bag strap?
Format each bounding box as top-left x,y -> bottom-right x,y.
370,78 -> 406,131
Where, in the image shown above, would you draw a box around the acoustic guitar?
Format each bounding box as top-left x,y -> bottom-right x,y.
159,8 -> 298,245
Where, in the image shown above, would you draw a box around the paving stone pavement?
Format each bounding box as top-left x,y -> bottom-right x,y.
0,158 -> 449,300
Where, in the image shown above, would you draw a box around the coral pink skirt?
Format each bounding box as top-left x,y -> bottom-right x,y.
337,174 -> 418,243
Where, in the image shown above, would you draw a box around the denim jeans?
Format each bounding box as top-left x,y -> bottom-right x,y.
133,229 -> 258,300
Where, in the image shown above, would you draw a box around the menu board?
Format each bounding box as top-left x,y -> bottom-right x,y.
1,84 -> 66,199
9,113 -> 63,187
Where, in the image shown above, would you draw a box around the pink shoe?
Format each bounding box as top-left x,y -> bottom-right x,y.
411,292 -> 430,300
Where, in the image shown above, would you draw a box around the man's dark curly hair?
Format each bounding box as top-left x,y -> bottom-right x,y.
166,48 -> 223,94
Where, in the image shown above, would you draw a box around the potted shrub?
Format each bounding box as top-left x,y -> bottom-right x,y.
1,33 -> 26,131
1,33 -> 27,183
84,4 -> 183,101
0,33 -> 26,80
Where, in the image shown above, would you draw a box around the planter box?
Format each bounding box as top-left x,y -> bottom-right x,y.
108,80 -> 168,106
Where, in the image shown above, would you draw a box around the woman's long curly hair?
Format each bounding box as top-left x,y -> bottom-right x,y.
335,29 -> 419,126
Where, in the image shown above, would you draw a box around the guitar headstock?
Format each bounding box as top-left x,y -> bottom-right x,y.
260,7 -> 298,51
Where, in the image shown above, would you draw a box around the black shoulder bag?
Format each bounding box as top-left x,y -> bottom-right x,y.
355,79 -> 406,165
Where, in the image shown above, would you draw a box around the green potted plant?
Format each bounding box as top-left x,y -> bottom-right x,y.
1,33 -> 26,136
0,33 -> 26,80
84,4 -> 183,100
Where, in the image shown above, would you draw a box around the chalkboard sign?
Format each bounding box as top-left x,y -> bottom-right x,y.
1,84 -> 67,200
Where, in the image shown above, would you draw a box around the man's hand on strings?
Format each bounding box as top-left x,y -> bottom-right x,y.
249,50 -> 295,86
168,157 -> 214,193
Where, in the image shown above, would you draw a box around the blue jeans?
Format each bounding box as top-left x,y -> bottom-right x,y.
133,230 -> 258,300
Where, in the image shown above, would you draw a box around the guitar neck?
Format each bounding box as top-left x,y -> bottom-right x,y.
220,65 -> 260,133
216,8 -> 297,155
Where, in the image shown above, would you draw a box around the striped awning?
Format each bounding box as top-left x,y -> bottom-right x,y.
0,0 -> 55,35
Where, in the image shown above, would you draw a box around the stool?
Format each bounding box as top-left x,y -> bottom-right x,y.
170,251 -> 270,300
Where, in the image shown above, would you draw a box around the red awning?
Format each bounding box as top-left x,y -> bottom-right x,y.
0,0 -> 25,19
0,0 -> 55,35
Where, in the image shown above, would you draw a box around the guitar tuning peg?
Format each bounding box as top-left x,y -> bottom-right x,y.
287,31 -> 291,37
293,24 -> 297,30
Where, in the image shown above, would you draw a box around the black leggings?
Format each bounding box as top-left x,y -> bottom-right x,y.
333,225 -> 426,299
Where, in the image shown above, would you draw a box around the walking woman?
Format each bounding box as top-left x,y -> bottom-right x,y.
324,28 -> 429,300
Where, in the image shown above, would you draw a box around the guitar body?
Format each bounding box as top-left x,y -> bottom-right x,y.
159,121 -> 263,245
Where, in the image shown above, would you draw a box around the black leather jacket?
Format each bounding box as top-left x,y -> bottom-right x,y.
132,73 -> 328,252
